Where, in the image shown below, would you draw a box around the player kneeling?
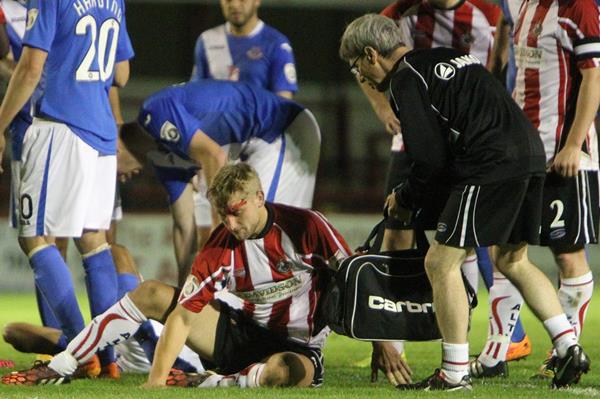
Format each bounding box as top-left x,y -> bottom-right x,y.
2,164 -> 351,388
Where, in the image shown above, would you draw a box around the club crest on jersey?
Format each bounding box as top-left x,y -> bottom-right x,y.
160,121 -> 181,143
179,275 -> 201,302
284,63 -> 297,84
434,62 -> 456,80
280,43 -> 293,53
276,259 -> 294,273
26,8 -> 38,31
246,47 -> 263,60
460,32 -> 474,47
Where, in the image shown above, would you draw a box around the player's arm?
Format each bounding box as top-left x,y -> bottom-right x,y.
358,78 -> 401,135
0,23 -> 9,59
487,10 -> 510,77
386,73 -> 448,217
0,46 -> 46,172
276,90 -> 293,99
188,130 -> 227,227
552,67 -> 600,177
144,303 -> 196,387
112,60 -> 130,88
171,183 -> 198,284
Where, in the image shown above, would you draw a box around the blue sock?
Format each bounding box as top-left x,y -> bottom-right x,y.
475,247 -> 493,290
134,321 -> 195,372
117,273 -> 139,299
475,247 -> 526,342
29,246 -> 85,341
56,334 -> 68,351
35,286 -> 61,329
83,248 -> 119,366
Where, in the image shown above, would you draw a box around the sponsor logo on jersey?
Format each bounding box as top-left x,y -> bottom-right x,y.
434,62 -> 456,80
368,296 -> 435,314
449,54 -> 481,68
514,45 -> 543,69
26,8 -> 38,31
280,43 -> 293,53
246,46 -> 263,60
159,121 -> 181,143
284,62 -> 297,84
235,276 -> 303,304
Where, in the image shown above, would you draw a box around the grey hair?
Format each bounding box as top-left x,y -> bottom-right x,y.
339,13 -> 405,62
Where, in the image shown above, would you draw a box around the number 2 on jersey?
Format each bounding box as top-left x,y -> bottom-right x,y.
75,16 -> 119,82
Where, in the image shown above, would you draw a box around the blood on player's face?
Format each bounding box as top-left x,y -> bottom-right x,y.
218,190 -> 263,240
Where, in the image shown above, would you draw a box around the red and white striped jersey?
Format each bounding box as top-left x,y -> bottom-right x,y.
381,0 -> 501,65
179,203 -> 351,349
513,0 -> 600,169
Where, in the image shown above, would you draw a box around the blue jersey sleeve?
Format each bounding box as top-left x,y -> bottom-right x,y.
138,95 -> 203,158
191,36 -> 209,82
268,40 -> 298,93
22,0 -> 59,52
116,13 -> 134,62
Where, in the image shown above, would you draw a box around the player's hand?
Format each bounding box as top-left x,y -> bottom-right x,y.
375,106 -> 401,136
371,341 -> 412,386
384,192 -> 411,223
551,145 -> 580,178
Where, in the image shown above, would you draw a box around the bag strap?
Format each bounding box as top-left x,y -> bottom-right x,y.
356,218 -> 429,254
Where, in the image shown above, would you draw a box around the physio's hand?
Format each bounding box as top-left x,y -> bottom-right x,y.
375,106 -> 401,136
371,341 -> 412,386
117,143 -> 142,182
384,192 -> 411,223
551,145 -> 580,178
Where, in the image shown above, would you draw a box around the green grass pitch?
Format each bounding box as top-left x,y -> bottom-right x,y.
0,291 -> 598,398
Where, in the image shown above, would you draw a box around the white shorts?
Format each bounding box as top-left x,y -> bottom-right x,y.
193,173 -> 211,228
18,119 -> 116,237
115,320 -> 204,374
193,109 -> 320,225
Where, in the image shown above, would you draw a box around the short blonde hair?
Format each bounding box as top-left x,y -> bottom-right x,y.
207,163 -> 262,210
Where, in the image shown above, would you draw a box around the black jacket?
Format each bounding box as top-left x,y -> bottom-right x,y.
383,48 -> 546,209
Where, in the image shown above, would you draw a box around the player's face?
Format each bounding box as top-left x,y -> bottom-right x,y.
219,189 -> 265,240
220,0 -> 260,28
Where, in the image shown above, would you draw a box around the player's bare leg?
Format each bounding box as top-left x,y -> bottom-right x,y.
424,242 -> 470,384
3,323 -> 63,355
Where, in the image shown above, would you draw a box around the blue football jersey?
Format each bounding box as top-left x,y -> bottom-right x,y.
137,80 -> 304,161
23,0 -> 134,155
191,21 -> 297,94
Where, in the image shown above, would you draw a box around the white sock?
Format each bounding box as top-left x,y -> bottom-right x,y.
48,351 -> 78,376
63,295 -> 146,368
478,272 -> 524,366
235,363 -> 265,388
441,342 -> 469,383
543,314 -> 577,358
559,272 -> 593,338
461,254 -> 479,293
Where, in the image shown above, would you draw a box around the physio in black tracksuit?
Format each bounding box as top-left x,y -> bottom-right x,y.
339,13 -> 589,391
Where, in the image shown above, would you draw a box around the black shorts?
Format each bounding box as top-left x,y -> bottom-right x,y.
540,171 -> 599,246
212,301 -> 324,387
435,176 -> 544,248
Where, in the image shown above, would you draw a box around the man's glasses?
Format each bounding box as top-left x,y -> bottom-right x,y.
349,54 -> 363,76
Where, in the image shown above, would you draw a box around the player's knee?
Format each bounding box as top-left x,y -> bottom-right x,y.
551,246 -> 587,276
261,354 -> 291,387
129,280 -> 171,318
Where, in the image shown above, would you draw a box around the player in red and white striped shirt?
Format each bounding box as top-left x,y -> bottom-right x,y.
8,164 -> 368,389
510,0 -> 600,378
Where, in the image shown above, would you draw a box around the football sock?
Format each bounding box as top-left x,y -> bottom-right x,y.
478,273 -> 524,365
117,272 -> 139,299
461,254 -> 479,293
35,286 -> 61,329
543,314 -> 577,358
133,321 -> 197,372
202,363 -> 266,388
441,342 -> 469,382
475,247 -> 493,290
558,271 -> 593,338
475,248 -> 527,343
82,246 -> 119,366
56,294 -> 146,374
29,245 -> 84,341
